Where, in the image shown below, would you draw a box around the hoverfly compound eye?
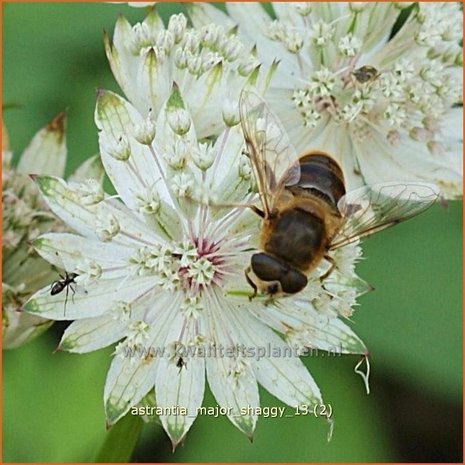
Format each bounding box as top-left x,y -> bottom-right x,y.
280,269 -> 307,294
251,253 -> 284,281
250,253 -> 306,296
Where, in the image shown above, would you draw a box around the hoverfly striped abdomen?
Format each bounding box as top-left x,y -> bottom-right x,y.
292,151 -> 346,210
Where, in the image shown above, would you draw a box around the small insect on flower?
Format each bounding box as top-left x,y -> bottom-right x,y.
197,3 -> 463,199
176,356 -> 186,373
49,252 -> 88,316
240,90 -> 440,298
50,272 -> 79,315
351,65 -> 380,84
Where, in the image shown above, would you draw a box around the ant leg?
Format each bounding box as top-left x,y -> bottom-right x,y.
64,285 -> 69,316
70,284 -> 76,304
320,255 -> 337,282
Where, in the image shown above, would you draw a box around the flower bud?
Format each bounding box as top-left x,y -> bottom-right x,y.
111,301 -> 132,322
100,133 -> 131,161
222,99 -> 240,127
427,140 -> 445,156
221,37 -> 243,62
136,184 -> 161,215
239,156 -> 253,180
171,172 -> 195,199
294,3 -> 312,16
130,22 -> 153,55
167,108 -> 191,136
133,118 -> 156,145
96,211 -> 120,242
285,32 -> 304,54
75,179 -> 104,205
75,260 -> 102,284
201,24 -> 223,48
156,30 -> 175,56
165,139 -> 189,170
409,127 -> 431,142
387,129 -> 401,145
422,116 -> 440,132
168,13 -> 187,44
238,57 -> 259,77
192,143 -> 215,170
181,30 -> 200,52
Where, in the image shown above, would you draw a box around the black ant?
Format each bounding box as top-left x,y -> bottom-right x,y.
50,272 -> 79,315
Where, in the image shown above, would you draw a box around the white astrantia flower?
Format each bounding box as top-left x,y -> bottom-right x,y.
104,8 -> 277,139
2,115 -> 104,349
24,87 -> 371,446
188,2 -> 463,199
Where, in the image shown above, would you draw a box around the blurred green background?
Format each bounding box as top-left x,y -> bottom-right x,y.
2,2 -> 462,463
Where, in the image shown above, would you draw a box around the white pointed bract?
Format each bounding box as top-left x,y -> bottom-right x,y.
189,2 -> 463,199
2,116 -> 104,349
25,83 -> 369,446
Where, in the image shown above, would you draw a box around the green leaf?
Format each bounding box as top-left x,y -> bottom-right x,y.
95,413 -> 143,463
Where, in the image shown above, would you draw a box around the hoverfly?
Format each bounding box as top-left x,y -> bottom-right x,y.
239,89 -> 440,298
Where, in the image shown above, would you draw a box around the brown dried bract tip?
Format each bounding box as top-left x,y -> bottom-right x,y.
47,112 -> 66,139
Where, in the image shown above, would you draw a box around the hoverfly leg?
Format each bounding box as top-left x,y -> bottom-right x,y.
210,201 -> 264,218
245,270 -> 258,301
319,255 -> 337,282
249,288 -> 258,302
250,205 -> 265,218
264,295 -> 273,306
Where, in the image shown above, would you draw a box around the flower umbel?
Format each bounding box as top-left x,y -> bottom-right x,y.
25,87 -> 370,445
190,2 -> 463,198
104,8 -> 276,138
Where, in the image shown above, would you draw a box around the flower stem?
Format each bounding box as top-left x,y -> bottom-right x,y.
94,414 -> 143,463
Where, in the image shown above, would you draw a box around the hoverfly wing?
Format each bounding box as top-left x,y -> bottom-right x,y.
329,182 -> 440,250
239,88 -> 300,217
